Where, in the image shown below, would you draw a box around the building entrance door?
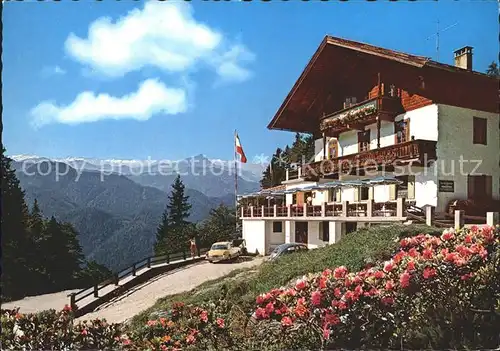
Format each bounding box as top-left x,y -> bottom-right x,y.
295,221 -> 308,244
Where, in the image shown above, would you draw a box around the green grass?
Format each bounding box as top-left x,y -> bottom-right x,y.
129,224 -> 441,329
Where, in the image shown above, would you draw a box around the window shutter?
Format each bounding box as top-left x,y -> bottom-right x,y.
408,175 -> 415,199
485,176 -> 492,199
336,188 -> 342,202
368,187 -> 374,200
389,184 -> 396,200
354,187 -> 359,202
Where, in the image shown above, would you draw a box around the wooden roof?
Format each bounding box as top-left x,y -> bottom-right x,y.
268,36 -> 499,134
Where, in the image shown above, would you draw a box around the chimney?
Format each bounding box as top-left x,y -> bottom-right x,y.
453,46 -> 473,70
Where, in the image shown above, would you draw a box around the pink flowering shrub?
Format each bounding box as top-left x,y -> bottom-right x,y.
128,300 -> 238,350
251,226 -> 500,350
1,305 -> 126,350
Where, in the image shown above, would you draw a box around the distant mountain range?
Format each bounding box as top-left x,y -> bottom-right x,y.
11,154 -> 263,271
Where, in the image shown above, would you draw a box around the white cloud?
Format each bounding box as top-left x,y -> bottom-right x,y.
41,65 -> 67,77
30,78 -> 187,128
64,1 -> 254,82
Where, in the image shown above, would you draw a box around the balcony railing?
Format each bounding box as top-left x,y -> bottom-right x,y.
302,139 -> 437,178
240,199 -> 408,220
320,96 -> 403,133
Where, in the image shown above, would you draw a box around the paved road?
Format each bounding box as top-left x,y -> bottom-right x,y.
4,257 -> 263,324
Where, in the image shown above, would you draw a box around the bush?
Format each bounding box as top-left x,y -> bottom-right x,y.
1,305 -> 127,350
250,225 -> 500,349
128,301 -> 239,351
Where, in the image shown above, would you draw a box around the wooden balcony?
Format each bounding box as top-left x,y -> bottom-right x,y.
240,199 -> 408,222
303,139 -> 437,178
320,96 -> 404,135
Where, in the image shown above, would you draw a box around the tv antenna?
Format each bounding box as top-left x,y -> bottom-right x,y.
426,20 -> 458,61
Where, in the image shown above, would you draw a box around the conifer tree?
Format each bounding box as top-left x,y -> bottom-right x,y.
1,148 -> 32,299
167,175 -> 192,227
154,175 -> 193,254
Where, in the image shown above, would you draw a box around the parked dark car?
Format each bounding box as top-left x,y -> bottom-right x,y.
268,243 -> 308,261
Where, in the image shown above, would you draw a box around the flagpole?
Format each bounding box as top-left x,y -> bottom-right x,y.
234,130 -> 239,234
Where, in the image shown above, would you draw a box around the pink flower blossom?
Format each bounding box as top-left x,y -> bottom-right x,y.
334,287 -> 342,298
311,290 -> 322,306
399,271 -> 411,288
407,261 -> 416,271
334,266 -> 348,279
216,318 -> 225,328
383,261 -> 394,273
295,280 -> 307,290
374,270 -> 385,279
281,316 -> 293,326
423,267 -> 437,279
385,280 -> 395,290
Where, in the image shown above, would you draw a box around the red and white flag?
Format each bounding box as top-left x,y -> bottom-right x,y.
235,133 -> 247,163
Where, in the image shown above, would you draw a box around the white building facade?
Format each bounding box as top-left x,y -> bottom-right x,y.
240,37 -> 499,255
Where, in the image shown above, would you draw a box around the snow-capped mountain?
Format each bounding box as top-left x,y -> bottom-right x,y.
10,154 -> 267,183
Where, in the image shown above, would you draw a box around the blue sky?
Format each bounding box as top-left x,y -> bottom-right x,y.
3,0 -> 498,162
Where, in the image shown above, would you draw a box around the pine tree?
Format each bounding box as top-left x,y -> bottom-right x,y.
261,148 -> 288,188
154,175 -> 193,254
154,209 -> 170,255
1,148 -> 33,299
167,175 -> 192,227
486,61 -> 499,77
198,204 -> 236,247
26,199 -> 48,289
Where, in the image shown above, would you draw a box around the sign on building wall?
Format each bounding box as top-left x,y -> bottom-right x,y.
438,180 -> 455,193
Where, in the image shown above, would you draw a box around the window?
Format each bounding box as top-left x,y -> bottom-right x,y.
328,139 -> 338,159
328,188 -> 341,202
473,117 -> 487,145
468,175 -> 492,200
395,119 -> 410,144
358,130 -> 370,152
319,221 -> 330,242
359,187 -> 370,201
273,221 -> 283,233
292,193 -> 297,204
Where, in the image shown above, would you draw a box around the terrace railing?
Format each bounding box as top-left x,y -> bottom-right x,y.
240,199 -> 408,221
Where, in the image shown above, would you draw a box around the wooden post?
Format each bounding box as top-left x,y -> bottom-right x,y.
377,72 -> 381,149
367,199 -> 374,217
147,257 -> 151,268
298,167 -> 302,178
286,169 -> 289,181
70,293 -> 77,310
166,253 -> 170,264
197,247 -> 201,257
93,285 -> 99,298
287,205 -> 292,217
425,206 -> 435,226
132,263 -> 136,276
342,201 -> 349,217
241,207 -> 244,218
396,198 -> 405,218
250,206 -> 254,217
303,203 -> 307,217
323,132 -> 327,161
183,250 -> 186,260
273,204 -> 277,217
454,210 -> 464,230
486,212 -> 499,226
261,205 -> 265,218
321,202 -> 326,217
114,274 -> 119,286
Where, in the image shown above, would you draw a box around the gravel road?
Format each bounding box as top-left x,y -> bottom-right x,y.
3,257 -> 263,324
